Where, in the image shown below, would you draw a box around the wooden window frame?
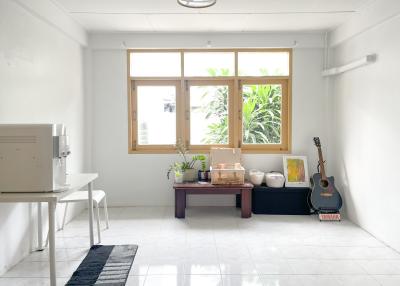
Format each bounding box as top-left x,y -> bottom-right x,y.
239,79 -> 290,153
127,48 -> 292,154
185,80 -> 234,150
129,80 -> 182,153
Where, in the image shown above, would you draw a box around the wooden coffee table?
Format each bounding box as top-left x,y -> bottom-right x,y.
173,182 -> 253,218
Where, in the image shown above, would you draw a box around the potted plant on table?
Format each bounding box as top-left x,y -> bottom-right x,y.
167,162 -> 184,183
166,139 -> 206,182
195,155 -> 210,182
176,140 -> 197,182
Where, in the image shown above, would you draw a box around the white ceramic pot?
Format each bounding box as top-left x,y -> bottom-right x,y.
265,172 -> 285,188
249,169 -> 264,186
175,173 -> 183,183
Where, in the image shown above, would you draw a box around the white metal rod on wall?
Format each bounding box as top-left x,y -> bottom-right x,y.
322,54 -> 377,77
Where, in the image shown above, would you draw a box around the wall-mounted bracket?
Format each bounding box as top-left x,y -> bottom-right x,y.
322,54 -> 376,77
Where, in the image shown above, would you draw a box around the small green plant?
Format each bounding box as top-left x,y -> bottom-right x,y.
166,140 -> 207,180
167,162 -> 183,180
174,139 -> 205,170
192,154 -> 207,172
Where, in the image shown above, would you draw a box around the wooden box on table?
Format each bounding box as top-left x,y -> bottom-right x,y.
209,148 -> 245,185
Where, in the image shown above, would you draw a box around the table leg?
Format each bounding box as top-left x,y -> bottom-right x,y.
37,202 -> 44,251
241,189 -> 252,218
175,189 -> 186,218
88,182 -> 94,247
48,201 -> 57,286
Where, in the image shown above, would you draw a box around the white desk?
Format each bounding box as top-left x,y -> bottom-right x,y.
0,173 -> 98,286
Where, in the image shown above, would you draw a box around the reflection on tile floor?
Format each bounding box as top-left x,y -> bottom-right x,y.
1,206 -> 400,285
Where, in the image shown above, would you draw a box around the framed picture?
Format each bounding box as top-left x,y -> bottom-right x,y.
283,156 -> 309,187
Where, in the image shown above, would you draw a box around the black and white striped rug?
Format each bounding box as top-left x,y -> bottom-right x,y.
66,244 -> 138,286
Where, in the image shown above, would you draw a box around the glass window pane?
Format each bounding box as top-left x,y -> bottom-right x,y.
242,84 -> 282,144
130,53 -> 181,77
184,52 -> 234,77
238,52 -> 289,76
137,86 -> 176,145
190,85 -> 229,145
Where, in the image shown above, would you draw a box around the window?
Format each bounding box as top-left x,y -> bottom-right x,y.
184,52 -> 235,77
136,84 -> 177,145
238,52 -> 290,76
240,80 -> 289,151
128,49 -> 291,153
130,81 -> 181,151
129,52 -> 181,77
188,82 -> 233,147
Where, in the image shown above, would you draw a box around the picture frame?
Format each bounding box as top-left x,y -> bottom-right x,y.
283,156 -> 309,187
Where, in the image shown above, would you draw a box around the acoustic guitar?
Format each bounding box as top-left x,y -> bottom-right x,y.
310,137 -> 343,212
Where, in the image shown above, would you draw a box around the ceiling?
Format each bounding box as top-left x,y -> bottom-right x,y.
53,0 -> 373,32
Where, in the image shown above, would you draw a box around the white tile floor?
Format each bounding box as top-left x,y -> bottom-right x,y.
1,206 -> 400,286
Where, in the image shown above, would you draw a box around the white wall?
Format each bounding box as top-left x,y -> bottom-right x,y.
329,3 -> 400,251
89,32 -> 325,50
0,0 -> 87,274
90,33 -> 328,206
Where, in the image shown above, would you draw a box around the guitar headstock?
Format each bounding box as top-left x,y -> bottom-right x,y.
313,137 -> 321,147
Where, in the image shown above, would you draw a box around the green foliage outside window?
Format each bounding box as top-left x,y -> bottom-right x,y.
201,69 -> 282,145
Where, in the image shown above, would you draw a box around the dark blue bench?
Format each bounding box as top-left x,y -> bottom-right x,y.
236,185 -> 311,215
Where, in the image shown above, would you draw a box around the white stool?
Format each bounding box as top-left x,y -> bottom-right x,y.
59,190 -> 109,243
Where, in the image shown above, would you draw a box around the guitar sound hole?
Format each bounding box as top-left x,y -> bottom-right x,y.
320,180 -> 329,188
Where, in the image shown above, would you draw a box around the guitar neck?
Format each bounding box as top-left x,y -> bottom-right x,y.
317,147 -> 328,180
